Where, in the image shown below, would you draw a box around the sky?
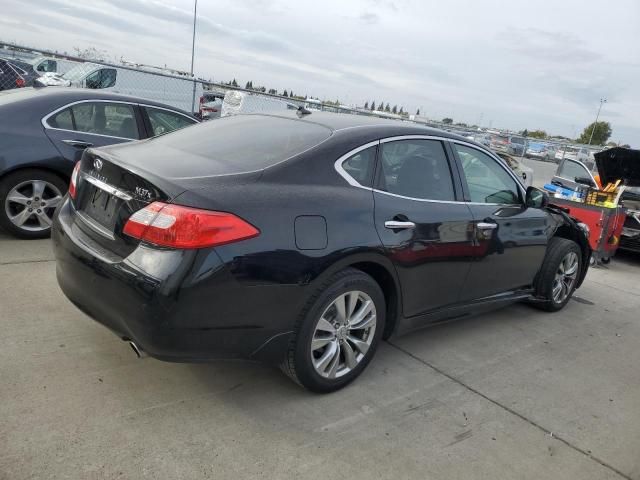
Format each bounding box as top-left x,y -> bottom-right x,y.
2,0 -> 639,145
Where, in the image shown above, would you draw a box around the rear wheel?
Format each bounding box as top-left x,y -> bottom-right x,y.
533,237 -> 582,311
0,169 -> 67,239
281,268 -> 385,393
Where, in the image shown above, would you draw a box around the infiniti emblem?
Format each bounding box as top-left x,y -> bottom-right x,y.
93,158 -> 103,171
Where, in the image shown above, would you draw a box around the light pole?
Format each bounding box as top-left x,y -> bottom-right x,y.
588,98 -> 607,145
190,0 -> 198,114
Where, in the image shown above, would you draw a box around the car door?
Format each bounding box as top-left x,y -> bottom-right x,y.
43,101 -> 142,164
141,106 -> 198,136
372,137 -> 476,317
452,142 -> 549,301
551,158 -> 597,190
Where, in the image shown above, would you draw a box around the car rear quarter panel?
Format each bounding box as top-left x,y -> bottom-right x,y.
0,96 -> 70,178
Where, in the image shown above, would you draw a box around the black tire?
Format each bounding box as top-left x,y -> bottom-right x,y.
0,169 -> 68,239
532,237 -> 582,312
281,268 -> 386,393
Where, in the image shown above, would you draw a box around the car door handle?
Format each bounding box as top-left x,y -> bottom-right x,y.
477,222 -> 498,230
62,139 -> 93,148
385,220 -> 416,230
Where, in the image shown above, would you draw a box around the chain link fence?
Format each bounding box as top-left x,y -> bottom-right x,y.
1,40 -> 606,164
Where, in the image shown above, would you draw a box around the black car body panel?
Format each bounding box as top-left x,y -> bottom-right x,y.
52,112 -> 590,364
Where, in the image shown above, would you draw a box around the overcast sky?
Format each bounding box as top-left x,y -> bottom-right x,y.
3,0 -> 639,145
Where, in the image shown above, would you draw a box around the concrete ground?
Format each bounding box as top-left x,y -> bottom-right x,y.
1,163 -> 639,478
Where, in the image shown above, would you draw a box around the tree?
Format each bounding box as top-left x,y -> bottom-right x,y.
521,129 -> 529,137
370,101 -> 376,111
399,107 -> 404,115
268,88 -> 277,95
385,103 -> 391,112
377,102 -> 384,111
364,101 -> 369,110
442,117 -> 453,124
245,81 -> 251,89
231,78 -> 238,87
576,121 -> 612,146
527,130 -> 547,139
392,105 -> 398,114
283,90 -> 288,97
416,108 -> 420,116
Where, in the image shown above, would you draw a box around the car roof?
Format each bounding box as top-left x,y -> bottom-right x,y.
257,110 -> 474,143
0,87 -> 195,117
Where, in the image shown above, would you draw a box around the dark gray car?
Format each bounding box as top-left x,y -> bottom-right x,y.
0,87 -> 198,238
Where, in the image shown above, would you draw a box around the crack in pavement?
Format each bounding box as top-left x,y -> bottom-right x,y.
0,258 -> 55,266
387,341 -> 633,480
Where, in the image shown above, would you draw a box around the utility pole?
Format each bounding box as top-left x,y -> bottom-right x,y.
190,0 -> 198,114
588,98 -> 607,145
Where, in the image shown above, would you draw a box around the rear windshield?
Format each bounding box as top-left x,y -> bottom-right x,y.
510,137 -> 524,144
152,114 -> 332,171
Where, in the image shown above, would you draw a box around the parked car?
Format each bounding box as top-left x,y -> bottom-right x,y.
525,142 -> 556,161
0,58 -> 39,90
490,134 -> 527,156
0,87 -> 198,238
36,62 -> 204,114
51,112 -> 590,393
620,187 -> 640,253
554,145 -> 590,164
495,152 -> 534,187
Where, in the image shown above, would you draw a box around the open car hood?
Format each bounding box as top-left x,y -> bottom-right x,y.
595,147 -> 640,187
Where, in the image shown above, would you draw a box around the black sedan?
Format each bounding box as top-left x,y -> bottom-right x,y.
0,58 -> 40,90
0,87 -> 198,238
52,112 -> 590,392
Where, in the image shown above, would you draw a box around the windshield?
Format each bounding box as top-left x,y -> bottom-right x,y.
61,63 -> 97,81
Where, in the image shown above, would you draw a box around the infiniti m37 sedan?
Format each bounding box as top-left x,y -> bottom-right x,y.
52,112 -> 590,393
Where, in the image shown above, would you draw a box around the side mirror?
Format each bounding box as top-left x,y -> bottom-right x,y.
525,186 -> 548,209
575,176 -> 596,187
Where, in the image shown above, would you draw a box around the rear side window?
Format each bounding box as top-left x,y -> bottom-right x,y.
342,146 -> 376,187
48,109 -> 74,130
155,115 -> 332,171
145,107 -> 195,136
47,102 -> 139,139
377,139 -> 455,201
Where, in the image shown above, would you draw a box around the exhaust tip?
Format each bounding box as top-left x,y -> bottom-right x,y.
129,341 -> 147,359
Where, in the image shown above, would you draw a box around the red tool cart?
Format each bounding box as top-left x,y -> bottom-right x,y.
544,147 -> 640,265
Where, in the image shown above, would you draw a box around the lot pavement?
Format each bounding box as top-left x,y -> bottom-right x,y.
1,227 -> 640,479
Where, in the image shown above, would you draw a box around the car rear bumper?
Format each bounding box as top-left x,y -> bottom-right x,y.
51,198 -> 296,363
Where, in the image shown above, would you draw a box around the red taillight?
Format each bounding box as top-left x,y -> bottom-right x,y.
199,96 -> 205,105
16,77 -> 25,87
68,162 -> 81,199
123,202 -> 260,249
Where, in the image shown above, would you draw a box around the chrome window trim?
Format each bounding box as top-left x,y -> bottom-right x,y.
81,173 -> 133,201
333,134 -> 525,207
41,99 -> 198,141
333,140 -> 380,187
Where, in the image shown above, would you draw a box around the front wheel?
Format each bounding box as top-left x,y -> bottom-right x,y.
532,237 -> 582,312
281,268 -> 385,393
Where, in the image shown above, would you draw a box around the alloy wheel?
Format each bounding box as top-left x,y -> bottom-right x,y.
310,290 -> 377,379
4,180 -> 63,232
552,251 -> 579,303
